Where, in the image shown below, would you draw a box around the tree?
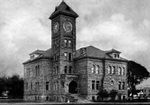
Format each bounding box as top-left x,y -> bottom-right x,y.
0,74 -> 24,99
127,61 -> 150,97
97,88 -> 109,101
8,74 -> 24,99
109,90 -> 118,100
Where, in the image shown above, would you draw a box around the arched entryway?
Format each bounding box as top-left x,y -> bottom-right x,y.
69,81 -> 77,94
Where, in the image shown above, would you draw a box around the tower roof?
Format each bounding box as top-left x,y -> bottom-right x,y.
49,1 -> 78,19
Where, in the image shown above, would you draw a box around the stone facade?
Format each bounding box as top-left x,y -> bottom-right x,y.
23,1 -> 128,102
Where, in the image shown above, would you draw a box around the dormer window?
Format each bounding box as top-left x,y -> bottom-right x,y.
80,48 -> 86,55
114,53 -> 120,59
30,55 -> 35,59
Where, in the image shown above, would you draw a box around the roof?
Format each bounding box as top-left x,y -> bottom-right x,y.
75,45 -> 127,61
49,1 -> 78,19
23,48 -> 52,64
29,49 -> 45,55
106,49 -> 121,54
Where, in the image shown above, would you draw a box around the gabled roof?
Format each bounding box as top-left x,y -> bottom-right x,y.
49,1 -> 78,19
23,48 -> 52,64
29,49 -> 45,55
106,49 -> 121,54
75,45 -> 109,58
75,45 -> 127,61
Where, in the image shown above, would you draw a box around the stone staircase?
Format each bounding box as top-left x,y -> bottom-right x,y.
69,94 -> 92,103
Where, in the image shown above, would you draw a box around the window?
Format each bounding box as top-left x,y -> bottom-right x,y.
69,53 -> 72,61
110,80 -> 114,85
46,82 -> 49,90
35,65 -> 40,76
64,66 -> 67,74
64,39 -> 67,47
92,96 -> 95,101
56,66 -> 59,74
108,66 -> 111,74
118,82 -> 121,90
91,65 -> 95,73
122,82 -> 125,90
57,54 -> 59,61
31,82 -> 33,90
69,66 -> 72,74
95,65 -> 99,74
96,81 -> 99,90
114,53 -> 119,58
68,40 -> 71,47
112,66 -> 115,74
118,67 -> 121,75
64,52 -> 67,60
92,80 -> 95,90
36,82 -> 39,90
53,54 -> 55,61
26,68 -> 31,77
53,67 -> 56,74
122,67 -> 125,75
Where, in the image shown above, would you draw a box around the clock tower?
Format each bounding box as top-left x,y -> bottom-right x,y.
49,1 -> 78,101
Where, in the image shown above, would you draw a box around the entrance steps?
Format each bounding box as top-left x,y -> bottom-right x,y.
69,94 -> 92,103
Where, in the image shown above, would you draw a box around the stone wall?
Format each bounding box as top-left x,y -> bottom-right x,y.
104,60 -> 128,98
86,58 -> 103,100
75,58 -> 88,98
24,58 -> 52,101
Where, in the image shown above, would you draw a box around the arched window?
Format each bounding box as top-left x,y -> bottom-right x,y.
118,82 -> 121,90
122,82 -> 125,90
95,65 -> 99,74
64,39 -> 67,47
111,66 -> 114,74
122,67 -> 125,75
112,66 -> 115,74
108,66 -> 111,74
91,65 -> 95,73
64,66 -> 67,74
64,52 -> 67,60
68,40 -> 71,47
118,67 -> 121,75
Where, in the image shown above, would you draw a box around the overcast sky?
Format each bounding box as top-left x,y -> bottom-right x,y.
0,0 -> 150,86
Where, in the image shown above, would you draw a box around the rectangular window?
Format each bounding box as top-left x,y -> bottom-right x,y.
46,82 -> 49,90
36,82 -> 39,90
96,81 -> 100,90
35,65 -> 40,76
69,53 -> 72,61
92,80 -> 95,90
31,82 -> 33,90
122,82 -> 125,90
118,82 -> 121,90
27,68 -> 31,77
56,66 -> 59,74
64,66 -> 67,74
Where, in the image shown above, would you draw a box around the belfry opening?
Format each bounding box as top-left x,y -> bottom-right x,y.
69,81 -> 77,94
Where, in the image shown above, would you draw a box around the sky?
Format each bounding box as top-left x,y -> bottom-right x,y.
0,0 -> 150,86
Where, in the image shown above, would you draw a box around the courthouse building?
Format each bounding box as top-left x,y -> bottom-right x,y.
23,1 -> 128,102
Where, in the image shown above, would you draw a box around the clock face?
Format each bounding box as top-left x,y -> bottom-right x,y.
53,22 -> 59,33
63,21 -> 72,32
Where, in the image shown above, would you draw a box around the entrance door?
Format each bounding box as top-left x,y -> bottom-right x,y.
69,81 -> 77,94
